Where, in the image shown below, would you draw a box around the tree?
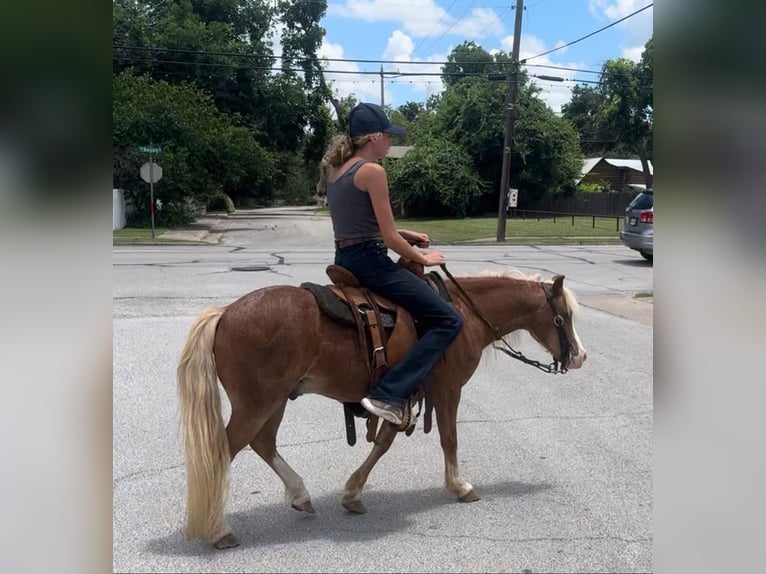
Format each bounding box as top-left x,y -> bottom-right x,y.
596,38 -> 653,187
561,84 -> 610,156
430,64 -> 582,208
113,70 -> 274,225
441,41 -> 511,87
386,140 -> 488,217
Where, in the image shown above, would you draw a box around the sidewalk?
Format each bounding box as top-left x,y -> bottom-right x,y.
113,214 -> 228,245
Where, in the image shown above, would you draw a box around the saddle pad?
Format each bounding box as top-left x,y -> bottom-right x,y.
301,282 -> 395,328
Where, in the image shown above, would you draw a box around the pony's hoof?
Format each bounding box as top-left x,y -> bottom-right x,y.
213,533 -> 240,550
342,499 -> 367,514
459,489 -> 481,503
291,499 -> 316,514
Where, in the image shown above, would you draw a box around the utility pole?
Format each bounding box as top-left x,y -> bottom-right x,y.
496,0 -> 524,242
380,65 -> 385,107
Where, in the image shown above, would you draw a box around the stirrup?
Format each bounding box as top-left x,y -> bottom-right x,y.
398,399 -> 417,434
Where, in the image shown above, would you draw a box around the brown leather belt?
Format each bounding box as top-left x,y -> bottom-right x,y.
335,237 -> 380,249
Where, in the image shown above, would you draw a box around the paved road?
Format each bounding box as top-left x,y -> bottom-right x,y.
113,208 -> 653,573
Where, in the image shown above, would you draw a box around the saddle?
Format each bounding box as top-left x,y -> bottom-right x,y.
299,257 -> 451,446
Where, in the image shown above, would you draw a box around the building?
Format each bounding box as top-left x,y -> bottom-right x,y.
577,157 -> 653,192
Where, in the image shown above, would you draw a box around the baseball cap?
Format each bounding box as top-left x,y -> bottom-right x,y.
347,102 -> 406,137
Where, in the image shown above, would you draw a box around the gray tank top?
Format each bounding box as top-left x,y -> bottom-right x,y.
326,159 -> 382,240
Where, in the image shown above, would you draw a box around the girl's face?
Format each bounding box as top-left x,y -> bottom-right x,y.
370,131 -> 392,158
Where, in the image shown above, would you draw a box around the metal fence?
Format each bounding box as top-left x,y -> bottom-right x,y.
522,190 -> 637,217
509,209 -> 624,231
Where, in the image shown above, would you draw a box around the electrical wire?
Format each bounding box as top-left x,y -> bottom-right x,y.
523,3 -> 653,61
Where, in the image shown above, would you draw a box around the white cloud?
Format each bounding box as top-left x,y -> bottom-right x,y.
318,39 -> 380,106
329,0 -> 449,37
588,0 -> 653,62
383,30 -> 414,61
451,8 -> 505,39
329,1 -> 504,40
499,33 -> 591,114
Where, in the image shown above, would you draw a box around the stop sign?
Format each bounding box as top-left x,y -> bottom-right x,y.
140,162 -> 163,183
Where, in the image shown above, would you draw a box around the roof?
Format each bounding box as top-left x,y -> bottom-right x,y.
386,145 -> 413,159
577,157 -> 654,183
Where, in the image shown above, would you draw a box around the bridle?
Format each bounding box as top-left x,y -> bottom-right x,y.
441,265 -> 573,375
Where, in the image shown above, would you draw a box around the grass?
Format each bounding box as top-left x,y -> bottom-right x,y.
395,215 -> 622,244
112,226 -> 192,244
114,211 -> 624,245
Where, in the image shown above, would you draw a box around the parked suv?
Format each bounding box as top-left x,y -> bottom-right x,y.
619,190 -> 653,261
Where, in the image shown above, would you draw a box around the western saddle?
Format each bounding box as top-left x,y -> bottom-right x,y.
299,258 -> 451,446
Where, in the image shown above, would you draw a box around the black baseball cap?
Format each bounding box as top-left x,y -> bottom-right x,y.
347,102 -> 406,137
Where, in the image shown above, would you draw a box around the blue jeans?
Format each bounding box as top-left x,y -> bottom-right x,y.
335,240 -> 464,407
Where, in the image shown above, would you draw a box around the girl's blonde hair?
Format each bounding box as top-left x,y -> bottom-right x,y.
316,133 -> 374,195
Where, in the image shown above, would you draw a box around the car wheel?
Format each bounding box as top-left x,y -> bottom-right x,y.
640,251 -> 653,262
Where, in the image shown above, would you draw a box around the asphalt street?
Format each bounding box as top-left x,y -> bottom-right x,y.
113,208 -> 653,573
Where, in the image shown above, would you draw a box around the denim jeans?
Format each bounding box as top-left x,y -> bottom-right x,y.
335,240 -> 464,407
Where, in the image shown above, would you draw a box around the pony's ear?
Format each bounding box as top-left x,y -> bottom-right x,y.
551,274 -> 565,296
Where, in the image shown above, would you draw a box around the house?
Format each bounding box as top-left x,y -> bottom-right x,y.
577,157 -> 653,192
386,145 -> 413,159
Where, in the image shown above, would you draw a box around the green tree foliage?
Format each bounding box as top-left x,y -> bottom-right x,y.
428,50 -> 583,209
598,46 -> 653,187
514,96 -> 583,201
561,84 -> 609,156
561,37 -> 653,185
441,41 -> 511,87
113,0 -> 331,207
386,140 -> 487,217
113,70 -> 274,226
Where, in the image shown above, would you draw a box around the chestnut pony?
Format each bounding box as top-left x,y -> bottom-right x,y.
177,269 -> 587,548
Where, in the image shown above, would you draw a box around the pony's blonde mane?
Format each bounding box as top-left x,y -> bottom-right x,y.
475,268 -> 579,367
477,268 -> 579,318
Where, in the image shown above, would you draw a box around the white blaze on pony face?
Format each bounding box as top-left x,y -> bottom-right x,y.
563,287 -> 587,369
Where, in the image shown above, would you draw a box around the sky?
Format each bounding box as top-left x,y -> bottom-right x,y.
313,0 -> 653,114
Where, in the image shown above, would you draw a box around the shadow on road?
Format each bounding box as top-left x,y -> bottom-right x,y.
146,479 -> 552,556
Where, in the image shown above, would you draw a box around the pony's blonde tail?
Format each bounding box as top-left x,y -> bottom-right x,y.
177,307 -> 230,543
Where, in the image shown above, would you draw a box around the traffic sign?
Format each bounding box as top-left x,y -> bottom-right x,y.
508,188 -> 519,208
139,146 -> 162,153
140,162 -> 163,183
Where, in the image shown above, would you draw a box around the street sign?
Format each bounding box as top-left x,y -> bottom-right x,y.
140,162 -> 162,183
509,188 -> 519,208
139,146 -> 162,153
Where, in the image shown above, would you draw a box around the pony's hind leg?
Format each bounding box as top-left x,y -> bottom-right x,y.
207,408 -> 266,550
434,389 -> 480,502
250,400 -> 315,514
342,422 -> 398,514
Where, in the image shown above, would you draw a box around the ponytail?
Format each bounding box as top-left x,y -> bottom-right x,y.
316,133 -> 374,195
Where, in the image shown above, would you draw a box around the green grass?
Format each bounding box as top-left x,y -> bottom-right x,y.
113,227 -> 190,244
114,211 -> 624,245
396,215 -> 622,244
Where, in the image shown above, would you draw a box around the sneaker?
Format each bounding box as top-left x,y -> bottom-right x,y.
360,397 -> 404,426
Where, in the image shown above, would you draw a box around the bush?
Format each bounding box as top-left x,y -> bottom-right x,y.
207,192 -> 235,214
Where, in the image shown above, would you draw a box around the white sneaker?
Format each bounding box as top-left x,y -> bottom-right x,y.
360,397 -> 404,426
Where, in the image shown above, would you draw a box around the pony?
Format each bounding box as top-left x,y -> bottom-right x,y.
177,268 -> 587,548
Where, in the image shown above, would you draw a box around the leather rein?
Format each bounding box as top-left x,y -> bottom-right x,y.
440,265 -> 571,375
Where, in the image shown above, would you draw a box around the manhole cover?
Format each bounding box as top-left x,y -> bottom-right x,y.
231,265 -> 271,272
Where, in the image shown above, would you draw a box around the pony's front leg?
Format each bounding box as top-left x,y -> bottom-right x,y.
434,390 -> 480,502
342,421 -> 398,514
250,400 -> 314,514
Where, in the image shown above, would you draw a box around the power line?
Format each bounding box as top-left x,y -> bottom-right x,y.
524,3 -> 653,61
115,44 -> 650,79
417,0 -> 477,55
411,0 -> 458,57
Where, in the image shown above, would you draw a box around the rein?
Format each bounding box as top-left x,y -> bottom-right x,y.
440,265 -> 569,375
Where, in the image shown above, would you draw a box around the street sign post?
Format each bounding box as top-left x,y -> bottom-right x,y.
139,145 -> 163,238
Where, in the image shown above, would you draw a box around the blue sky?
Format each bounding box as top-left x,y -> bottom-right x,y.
309,0 -> 653,113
